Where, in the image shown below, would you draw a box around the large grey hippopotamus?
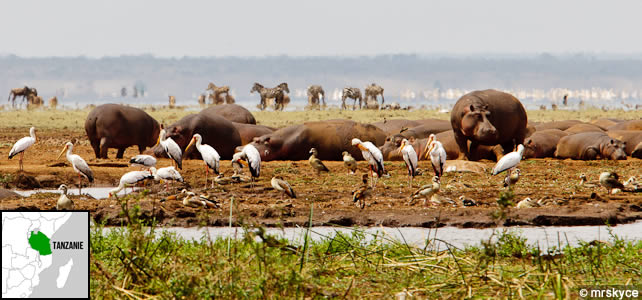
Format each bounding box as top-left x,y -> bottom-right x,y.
607,130 -> 642,158
380,131 -> 501,161
85,104 -> 160,158
554,132 -> 627,160
250,119 -> 386,161
153,113 -> 242,159
450,89 -> 528,160
200,104 -> 256,124
523,129 -> 568,159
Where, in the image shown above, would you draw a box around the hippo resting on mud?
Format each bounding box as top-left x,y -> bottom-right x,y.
523,129 -> 569,159
232,123 -> 276,145
607,130 -> 642,158
450,89 -> 528,160
554,132 -> 627,160
607,119 -> 642,131
200,104 -> 256,124
85,104 -> 160,158
380,131 -> 501,161
399,121 -> 451,139
371,119 -> 449,136
152,113 -> 241,159
250,119 -> 386,161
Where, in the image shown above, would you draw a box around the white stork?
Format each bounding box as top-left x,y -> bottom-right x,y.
426,140 -> 447,179
129,154 -> 157,169
108,170 -> 154,198
58,142 -> 94,195
156,129 -> 183,170
491,144 -> 525,176
8,127 -> 37,171
185,133 -> 220,188
56,184 -> 73,210
351,138 -> 385,187
232,144 -> 261,187
398,139 -> 418,188
150,166 -> 184,191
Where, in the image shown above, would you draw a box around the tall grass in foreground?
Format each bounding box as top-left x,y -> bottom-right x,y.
90,193 -> 641,298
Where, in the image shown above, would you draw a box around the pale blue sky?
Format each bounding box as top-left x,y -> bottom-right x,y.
1,0 -> 640,57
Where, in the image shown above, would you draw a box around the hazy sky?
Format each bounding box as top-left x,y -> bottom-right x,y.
2,0 -> 640,57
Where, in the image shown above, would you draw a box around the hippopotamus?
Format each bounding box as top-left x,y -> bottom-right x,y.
250,119 -> 386,161
85,104 -> 160,158
380,131 -> 500,161
233,122 -> 276,145
535,120 -> 582,131
607,130 -> 642,158
554,132 -> 627,160
153,113 -> 242,159
450,89 -> 528,160
590,118 -> 623,129
607,119 -> 642,131
523,129 -> 568,159
200,104 -> 256,124
371,119 -> 445,135
399,121 -> 451,139
564,123 -> 605,134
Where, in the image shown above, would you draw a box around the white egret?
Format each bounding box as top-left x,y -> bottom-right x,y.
57,142 -> 94,195
185,133 -> 220,188
8,127 -> 37,171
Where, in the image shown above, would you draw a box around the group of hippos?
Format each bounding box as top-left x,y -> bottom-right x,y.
86,89 -> 641,168
171,82 -> 389,111
7,86 -> 58,109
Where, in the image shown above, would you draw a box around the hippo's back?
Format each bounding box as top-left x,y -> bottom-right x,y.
200,104 -> 256,124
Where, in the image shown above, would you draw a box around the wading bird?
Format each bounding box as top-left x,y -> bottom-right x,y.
156,129 -> 182,169
232,144 -> 261,187
151,166 -> 184,191
185,133 -> 220,188
57,142 -> 94,195
352,138 -> 385,187
599,172 -> 624,195
56,184 -> 73,210
491,144 -> 525,177
398,139 -> 418,188
108,169 -> 155,198
8,127 -> 37,171
271,176 -> 296,199
342,151 -> 358,174
129,155 -> 157,169
425,138 -> 447,179
309,148 -> 329,175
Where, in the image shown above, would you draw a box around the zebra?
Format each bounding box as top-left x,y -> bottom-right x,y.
364,83 -> 384,109
341,87 -> 362,110
306,85 -> 326,109
251,82 -> 289,111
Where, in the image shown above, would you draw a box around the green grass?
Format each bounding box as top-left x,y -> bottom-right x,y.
1,106 -> 639,130
90,193 -> 642,298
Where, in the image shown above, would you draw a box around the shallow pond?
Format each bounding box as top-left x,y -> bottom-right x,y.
13,187 -> 138,199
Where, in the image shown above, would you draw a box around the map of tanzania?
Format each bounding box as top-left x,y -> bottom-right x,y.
2,212 -> 88,298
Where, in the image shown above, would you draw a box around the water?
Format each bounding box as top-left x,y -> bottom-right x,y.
13,187 -> 138,199
105,221 -> 642,251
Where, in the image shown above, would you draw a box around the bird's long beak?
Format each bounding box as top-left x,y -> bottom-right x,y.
239,159 -> 248,166
423,137 -> 433,159
155,136 -> 160,146
185,137 -> 196,152
57,145 -> 68,160
397,141 -> 405,155
424,143 -> 435,160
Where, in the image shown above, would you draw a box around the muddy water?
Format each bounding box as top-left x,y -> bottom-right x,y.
105,221 -> 642,251
13,187 -> 138,199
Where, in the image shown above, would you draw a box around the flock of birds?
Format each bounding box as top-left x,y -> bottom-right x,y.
7,126 -> 640,211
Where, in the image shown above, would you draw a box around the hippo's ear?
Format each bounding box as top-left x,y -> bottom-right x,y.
469,104 -> 475,112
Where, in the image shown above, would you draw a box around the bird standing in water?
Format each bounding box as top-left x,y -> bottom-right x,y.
57,142 -> 94,195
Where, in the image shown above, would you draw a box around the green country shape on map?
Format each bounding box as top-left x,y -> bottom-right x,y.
28,231 -> 52,255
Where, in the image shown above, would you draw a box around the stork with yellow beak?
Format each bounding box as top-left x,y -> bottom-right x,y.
57,142 -> 94,195
185,133 -> 220,188
398,138 -> 418,188
8,126 -> 37,171
352,138 -> 385,187
232,144 -> 261,187
155,128 -> 183,170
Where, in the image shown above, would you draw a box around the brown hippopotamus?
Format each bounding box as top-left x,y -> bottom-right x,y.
233,122 -> 276,145
250,119 -> 386,161
200,104 -> 256,124
523,129 -> 568,159
535,120 -> 583,131
606,130 -> 642,158
399,121 -> 451,139
380,131 -> 500,161
371,119 -> 424,135
554,132 -> 627,160
564,123 -> 605,134
607,119 -> 642,131
450,89 -> 528,160
590,118 -> 623,129
85,104 -> 160,158
153,113 -> 242,159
